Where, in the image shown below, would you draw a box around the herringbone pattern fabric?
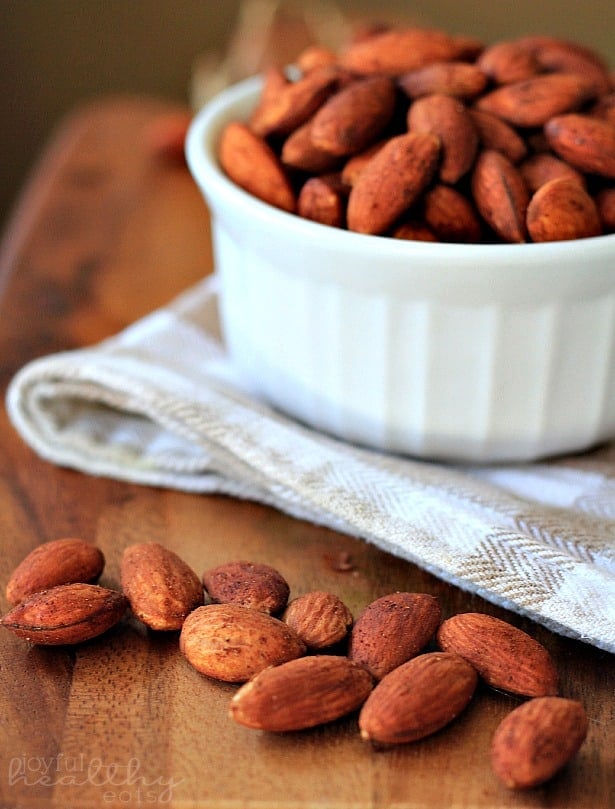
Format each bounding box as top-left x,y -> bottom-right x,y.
7,278 -> 615,652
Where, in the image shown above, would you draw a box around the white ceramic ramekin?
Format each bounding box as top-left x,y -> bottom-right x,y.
186,76 -> 615,463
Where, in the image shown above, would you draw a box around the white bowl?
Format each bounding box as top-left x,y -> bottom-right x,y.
186,76 -> 615,463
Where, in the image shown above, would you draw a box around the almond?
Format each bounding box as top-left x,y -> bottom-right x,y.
519,152 -> 586,193
544,113 -> 615,179
202,560 -> 290,615
469,109 -> 527,164
491,697 -> 588,789
476,41 -> 540,85
526,177 -> 602,242
218,122 -> 296,213
348,592 -> 442,680
121,542 -> 203,631
340,27 -> 472,76
471,150 -> 529,243
340,140 -> 387,187
595,187 -> 615,232
399,61 -> 488,100
5,538 -> 105,606
297,174 -> 347,229
347,132 -> 440,235
282,590 -> 353,649
359,651 -> 478,745
295,45 -> 339,74
476,73 -> 596,128
408,93 -> 478,184
1,583 -> 127,645
179,603 -> 305,682
590,92 -> 615,126
229,655 -> 373,731
436,612 -> 559,697
309,75 -> 397,157
422,183 -> 482,243
391,220 -> 438,242
532,40 -> 611,97
281,121 -> 341,174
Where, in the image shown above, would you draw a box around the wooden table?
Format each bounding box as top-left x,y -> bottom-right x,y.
0,97 -> 613,809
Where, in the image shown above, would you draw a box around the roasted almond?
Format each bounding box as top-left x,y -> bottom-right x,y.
491,697 -> 588,789
422,183 -> 482,243
179,603 -> 305,682
229,655 -> 373,731
471,150 -> 529,243
6,538 -> 105,606
544,113 -> 615,179
121,542 -> 203,631
218,122 -> 296,212
309,75 -> 397,157
519,152 -> 586,192
469,109 -> 528,164
359,651 -> 478,745
348,592 -> 442,679
281,121 -> 341,173
1,583 -> 127,645
476,40 -> 540,85
526,177 -> 602,242
282,590 -> 353,649
347,132 -> 440,235
391,219 -> 438,242
297,174 -> 347,228
399,61 -> 488,100
437,612 -> 559,697
202,560 -> 290,615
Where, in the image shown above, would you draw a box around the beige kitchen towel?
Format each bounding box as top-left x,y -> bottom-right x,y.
6,276 -> 615,653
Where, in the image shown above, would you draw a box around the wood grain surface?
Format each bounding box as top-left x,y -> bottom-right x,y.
0,97 -> 613,809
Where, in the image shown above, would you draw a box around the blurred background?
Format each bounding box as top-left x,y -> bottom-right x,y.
1,0 -> 613,233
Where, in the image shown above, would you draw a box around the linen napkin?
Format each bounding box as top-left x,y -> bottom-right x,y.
6,275 -> 615,653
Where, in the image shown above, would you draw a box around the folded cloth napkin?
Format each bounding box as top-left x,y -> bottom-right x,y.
6,276 -> 615,653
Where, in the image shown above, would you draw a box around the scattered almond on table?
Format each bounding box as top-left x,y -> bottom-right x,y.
1,533 -> 589,790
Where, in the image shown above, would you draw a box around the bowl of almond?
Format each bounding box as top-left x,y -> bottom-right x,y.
186,25 -> 615,463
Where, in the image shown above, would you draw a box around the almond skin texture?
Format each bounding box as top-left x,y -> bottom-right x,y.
519,152 -> 586,193
437,612 -> 559,697
476,41 -> 539,85
408,93 -> 478,184
469,109 -> 528,164
281,121 -> 341,174
121,543 -> 203,631
297,175 -> 347,229
423,184 -> 482,243
476,73 -> 596,128
349,592 -> 442,679
1,583 -> 127,645
179,603 -> 306,682
309,75 -> 396,157
202,560 -> 290,615
229,655 -> 373,731
471,150 -> 529,243
526,177 -> 602,242
399,61 -> 487,100
359,651 -> 478,745
282,591 -> 353,649
544,113 -> 615,179
491,697 -> 588,789
347,132 -> 440,235
6,538 -> 105,606
218,122 -> 296,212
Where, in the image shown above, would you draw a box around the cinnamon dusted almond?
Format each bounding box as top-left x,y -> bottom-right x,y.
297,174 -> 347,228
437,612 -> 559,697
121,542 -> 203,630
408,93 -> 478,184
309,75 -> 397,157
476,40 -> 540,85
281,121 -> 342,174
1,583 -> 127,645
423,184 -> 482,243
282,590 -> 353,649
359,652 -> 478,745
348,592 -> 442,679
544,113 -> 615,179
179,603 -> 305,683
399,61 -> 488,100
230,655 -> 373,731
202,560 -> 290,615
519,152 -> 586,193
491,697 -> 588,789
526,177 -> 602,242
469,109 -> 527,164
471,150 -> 529,243
340,140 -> 387,187
347,132 -> 440,235
6,538 -> 105,606
218,122 -> 296,213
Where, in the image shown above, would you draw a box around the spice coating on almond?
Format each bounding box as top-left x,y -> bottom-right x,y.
1,583 -> 127,645
349,592 -> 442,679
282,590 -> 353,649
5,538 -> 105,606
490,696 -> 588,789
437,612 -> 559,697
359,651 -> 478,744
121,542 -> 204,631
179,603 -> 306,683
230,655 -> 373,731
202,560 -> 290,614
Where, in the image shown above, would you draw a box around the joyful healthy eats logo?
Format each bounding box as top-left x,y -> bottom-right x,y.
8,754 -> 184,803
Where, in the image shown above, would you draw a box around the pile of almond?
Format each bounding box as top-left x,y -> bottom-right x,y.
217,24 -> 615,243
2,538 -> 589,791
